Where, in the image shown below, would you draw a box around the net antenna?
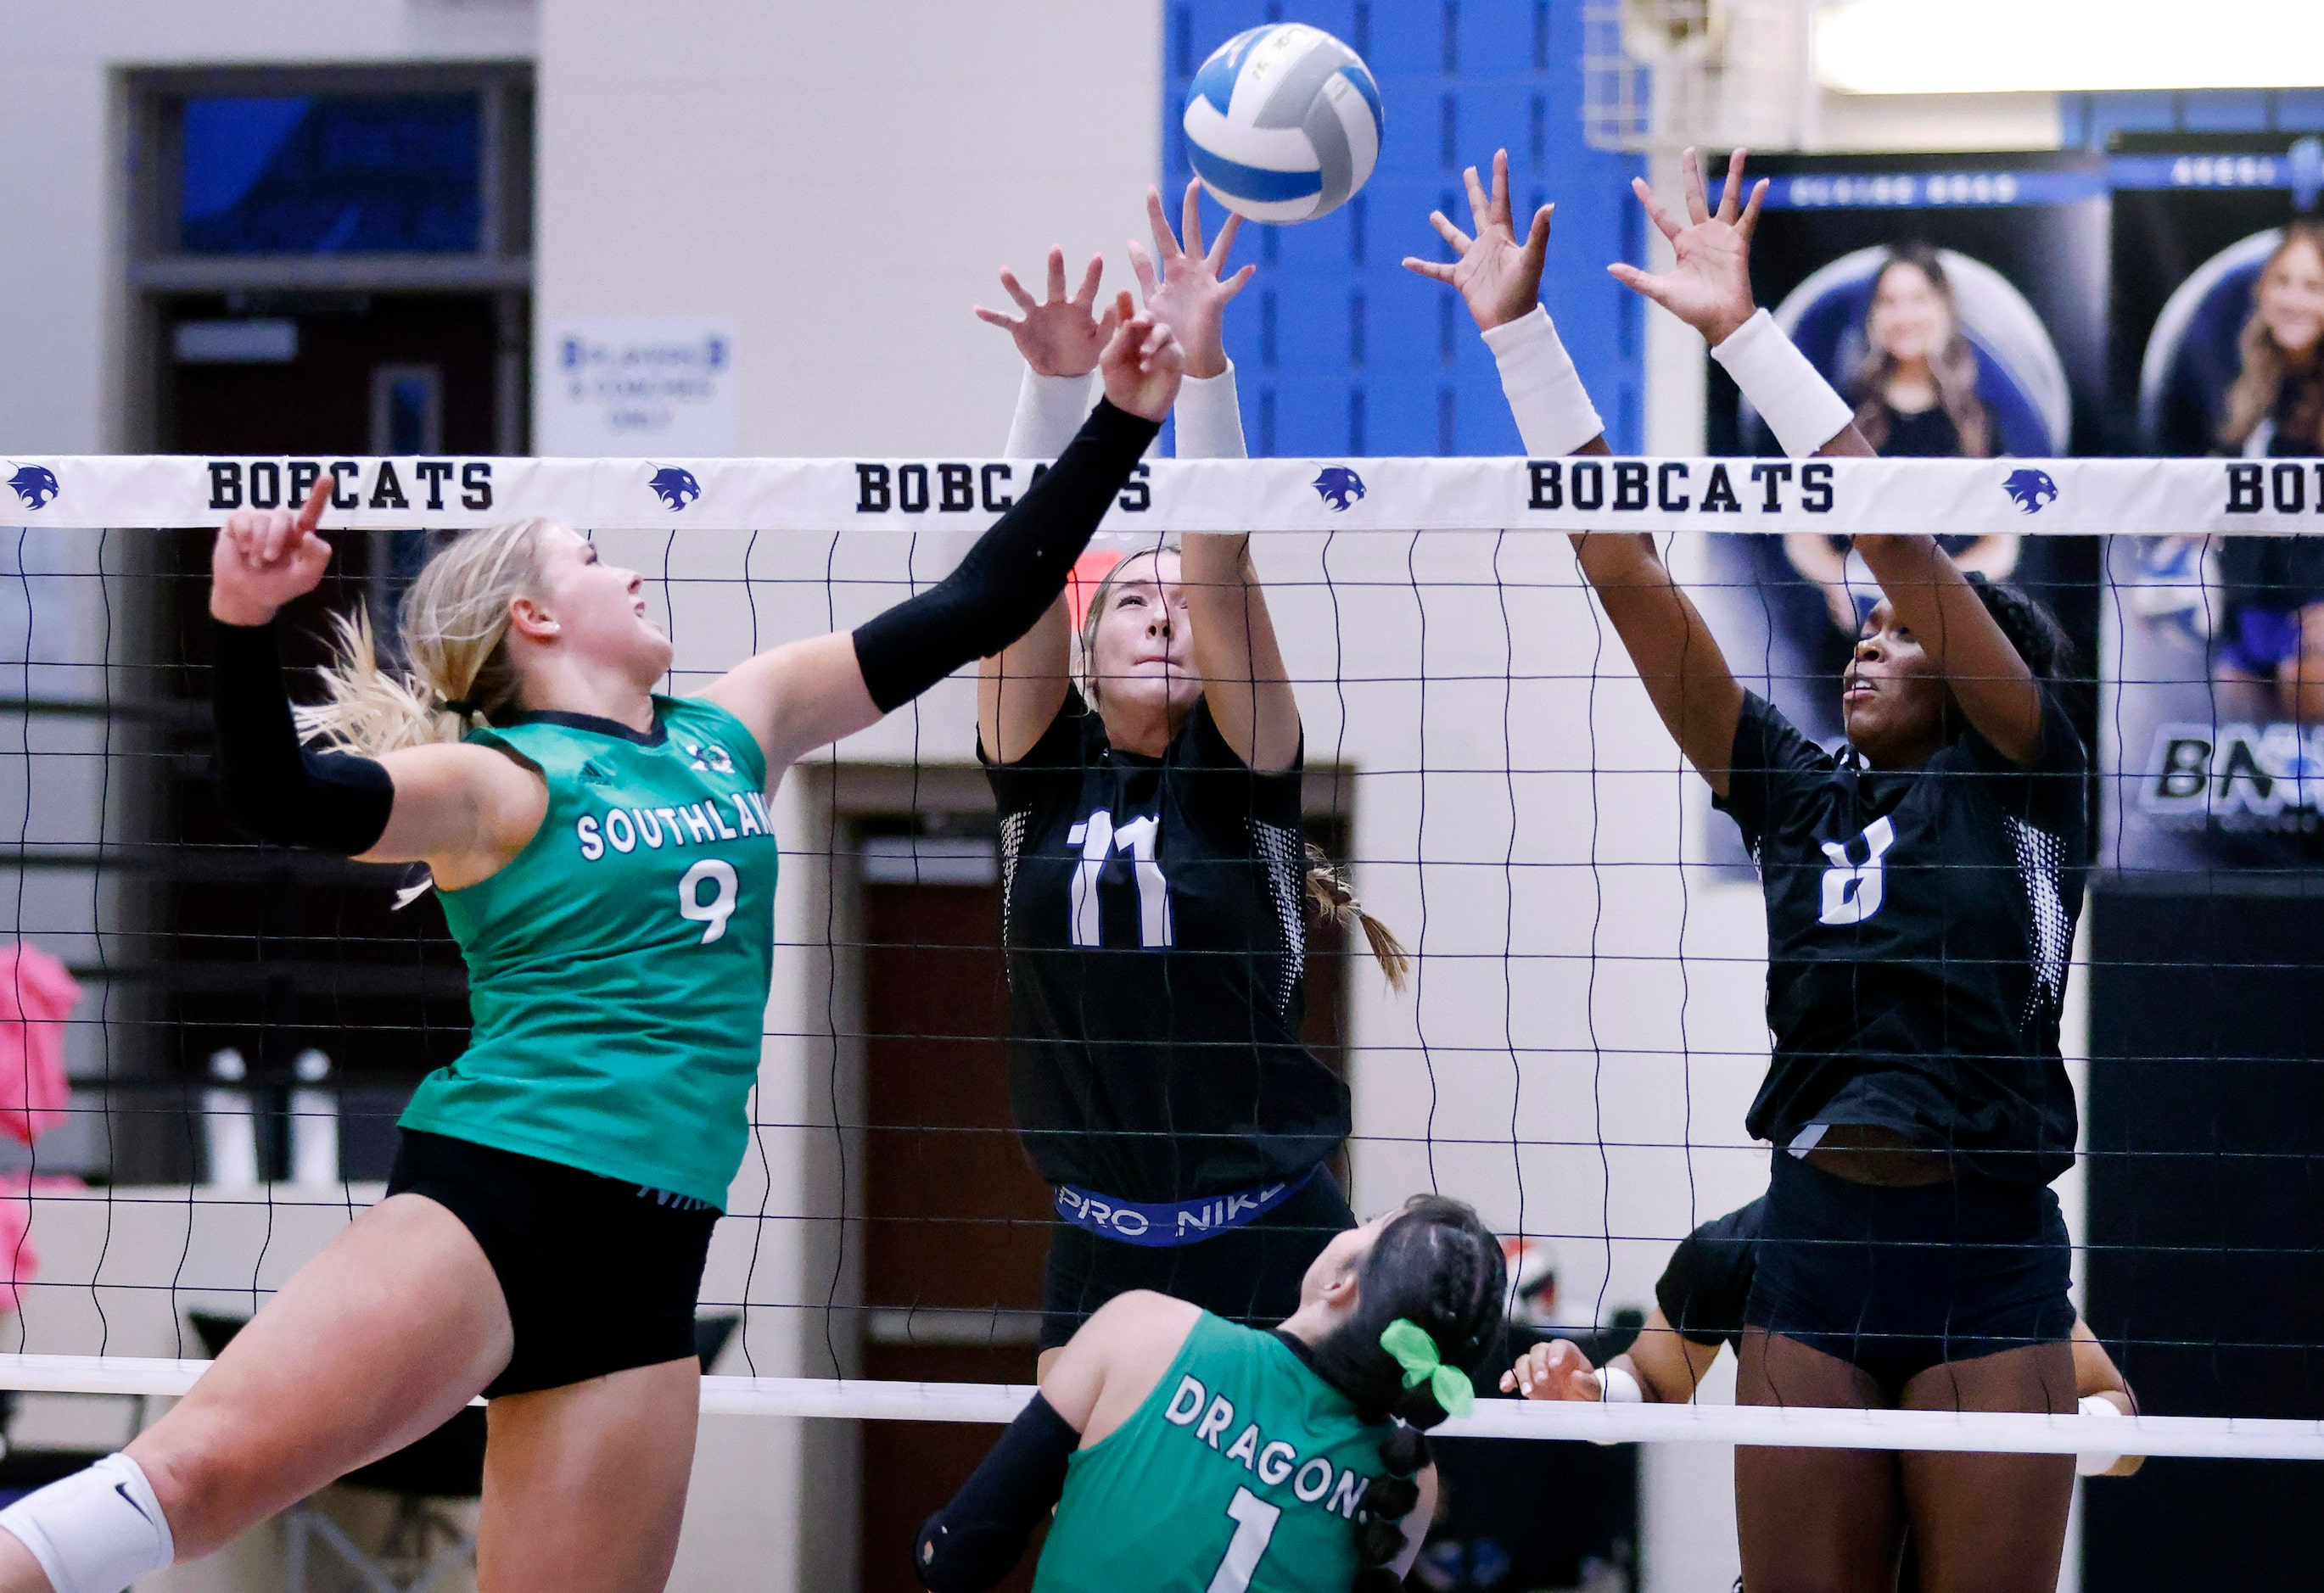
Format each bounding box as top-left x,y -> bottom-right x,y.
1582,0 -> 1819,155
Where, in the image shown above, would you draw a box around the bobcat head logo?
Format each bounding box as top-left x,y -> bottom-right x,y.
647,466 -> 703,511
2002,468 -> 2058,514
1312,466 -> 1366,511
6,466 -> 59,511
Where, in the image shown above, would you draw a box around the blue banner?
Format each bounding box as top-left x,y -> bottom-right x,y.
1763,169 -> 2109,210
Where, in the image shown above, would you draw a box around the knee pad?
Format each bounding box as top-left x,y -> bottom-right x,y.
0,1453 -> 175,1593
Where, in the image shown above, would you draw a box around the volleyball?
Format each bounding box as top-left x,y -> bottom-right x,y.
1181,24 -> 1382,224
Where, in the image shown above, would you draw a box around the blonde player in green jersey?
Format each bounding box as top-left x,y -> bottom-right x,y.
915,1194 -> 1506,1593
0,305 -> 1184,1593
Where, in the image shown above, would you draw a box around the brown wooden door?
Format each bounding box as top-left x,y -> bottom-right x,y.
857,865 -> 1051,1593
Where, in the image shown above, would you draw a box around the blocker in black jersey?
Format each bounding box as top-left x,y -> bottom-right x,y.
1716,688 -> 2089,1182
982,687 -> 1350,1204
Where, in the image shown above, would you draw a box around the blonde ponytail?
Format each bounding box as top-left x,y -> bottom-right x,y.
1303,841 -> 1410,991
299,517 -> 553,757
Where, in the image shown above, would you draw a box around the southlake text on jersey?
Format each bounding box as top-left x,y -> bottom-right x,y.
573,788 -> 776,860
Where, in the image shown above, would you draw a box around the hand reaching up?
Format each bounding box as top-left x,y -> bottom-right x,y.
1500,1338 -> 1605,1401
1402,148 -> 1551,332
210,474 -> 334,626
1608,147 -> 1767,348
1127,179 -> 1255,379
975,248 -> 1115,378
1098,292 -> 1185,422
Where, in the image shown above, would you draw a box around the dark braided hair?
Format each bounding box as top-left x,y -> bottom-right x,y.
1301,1195 -> 1507,1591
1938,573 -> 2081,744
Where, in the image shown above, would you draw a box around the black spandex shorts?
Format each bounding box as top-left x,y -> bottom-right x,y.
388,1128 -> 720,1398
1039,1171 -> 1356,1350
1745,1148 -> 2072,1389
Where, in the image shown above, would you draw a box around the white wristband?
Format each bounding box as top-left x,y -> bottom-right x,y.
1481,305 -> 1606,457
1709,307 -> 1855,458
1002,367 -> 1095,459
1599,1365 -> 1644,1404
1174,362 -> 1249,460
2075,1392 -> 2126,1476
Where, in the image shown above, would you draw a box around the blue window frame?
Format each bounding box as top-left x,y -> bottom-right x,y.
176,93 -> 482,255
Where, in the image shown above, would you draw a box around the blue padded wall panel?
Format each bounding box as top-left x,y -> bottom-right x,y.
1164,0 -> 1644,457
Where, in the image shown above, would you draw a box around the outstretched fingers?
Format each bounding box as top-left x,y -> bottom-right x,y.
293,472 -> 333,534
1462,164 -> 1493,236
1044,246 -> 1070,305
1491,148 -> 1514,230
1630,175 -> 1683,244
1606,259 -> 1670,308
1737,176 -> 1769,242
1127,238 -> 1162,302
1681,145 -> 1711,225
1179,176 -> 1206,262
998,266 -> 1039,315
1204,210 -> 1244,276
1402,255 -> 1459,284
1521,203 -> 1554,273
1428,210 -> 1476,254
1071,251 -> 1105,308
1712,148 -> 1750,225
1146,185 -> 1186,266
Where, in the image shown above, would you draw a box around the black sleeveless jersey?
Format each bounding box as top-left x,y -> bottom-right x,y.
1715,690 -> 2089,1183
1654,1199 -> 1765,1351
982,690 -> 1350,1203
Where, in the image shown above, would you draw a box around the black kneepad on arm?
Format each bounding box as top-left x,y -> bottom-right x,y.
210,618 -> 395,856
914,1391 -> 1079,1592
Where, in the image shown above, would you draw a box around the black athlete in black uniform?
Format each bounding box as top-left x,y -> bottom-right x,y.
1551,149 -> 2088,1593
975,188 -> 1407,1361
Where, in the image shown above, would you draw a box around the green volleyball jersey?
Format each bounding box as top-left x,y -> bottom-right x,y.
400,696 -> 776,1207
1033,1312 -> 1394,1593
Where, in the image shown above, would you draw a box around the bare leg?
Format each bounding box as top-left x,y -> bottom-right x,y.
1735,1328 -> 1904,1593
1897,1343 -> 2075,1593
478,1357 -> 701,1593
0,1193 -> 511,1590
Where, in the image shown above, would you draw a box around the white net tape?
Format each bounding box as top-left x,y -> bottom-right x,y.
0,1357 -> 2316,1457
9,451 -> 2324,534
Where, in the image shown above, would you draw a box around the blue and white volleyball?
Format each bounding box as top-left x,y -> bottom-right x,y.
1182,25 -> 1382,224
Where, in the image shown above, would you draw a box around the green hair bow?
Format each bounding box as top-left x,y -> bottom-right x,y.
1378,1318 -> 1474,1418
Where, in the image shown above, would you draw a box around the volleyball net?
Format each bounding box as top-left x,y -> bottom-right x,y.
0,450 -> 2318,1462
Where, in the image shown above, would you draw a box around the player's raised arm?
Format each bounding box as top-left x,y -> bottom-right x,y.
1414,148 -> 1744,794
970,248 -> 1114,763
208,477 -> 547,889
1615,147 -> 2044,763
700,299 -> 1181,776
1130,179 -> 1299,771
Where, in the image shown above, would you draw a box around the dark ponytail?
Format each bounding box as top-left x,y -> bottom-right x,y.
1302,1194 -> 1507,1591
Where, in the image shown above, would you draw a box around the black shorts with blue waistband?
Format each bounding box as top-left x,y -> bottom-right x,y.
1038,1170 -> 1356,1350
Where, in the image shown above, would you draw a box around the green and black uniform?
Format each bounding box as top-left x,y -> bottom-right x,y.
402,699 -> 776,1204
389,698 -> 777,1395
1032,1312 -> 1393,1592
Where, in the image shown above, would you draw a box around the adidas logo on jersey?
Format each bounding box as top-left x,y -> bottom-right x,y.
579,760 -> 617,786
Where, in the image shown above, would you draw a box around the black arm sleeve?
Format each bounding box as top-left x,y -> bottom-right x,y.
210,618 -> 395,855
854,398 -> 1162,713
914,1392 -> 1079,1593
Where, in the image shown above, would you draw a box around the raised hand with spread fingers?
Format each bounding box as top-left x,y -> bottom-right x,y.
1606,146 -> 1767,348
1402,148 -> 1551,333
975,247 -> 1117,379
1126,178 -> 1255,378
